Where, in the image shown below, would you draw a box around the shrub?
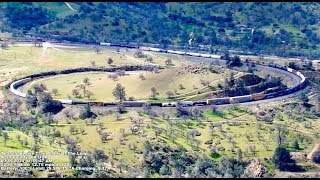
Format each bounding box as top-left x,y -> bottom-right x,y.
312,150 -> 320,164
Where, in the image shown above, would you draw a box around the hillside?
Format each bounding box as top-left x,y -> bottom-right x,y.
0,2 -> 320,59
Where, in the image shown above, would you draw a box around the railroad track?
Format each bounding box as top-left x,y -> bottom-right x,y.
7,42 -> 307,109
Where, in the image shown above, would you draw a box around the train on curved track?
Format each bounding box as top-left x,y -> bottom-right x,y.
9,42 -> 306,107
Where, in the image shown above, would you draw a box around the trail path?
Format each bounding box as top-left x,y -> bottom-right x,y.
307,143 -> 320,160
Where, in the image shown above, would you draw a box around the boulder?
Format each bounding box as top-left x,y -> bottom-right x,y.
244,159 -> 268,178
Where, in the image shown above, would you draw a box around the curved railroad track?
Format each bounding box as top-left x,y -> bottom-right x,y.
7,42 -> 307,108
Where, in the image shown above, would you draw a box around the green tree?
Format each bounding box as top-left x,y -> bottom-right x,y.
25,90 -> 37,110
300,92 -> 309,105
82,103 -> 92,119
112,83 -> 126,102
107,58 -> 113,65
237,149 -> 243,162
293,140 -> 299,150
2,131 -> 9,146
288,62 -> 298,69
272,146 -> 294,171
159,164 -> 171,176
229,55 -> 241,67
305,61 -> 313,70
37,92 -> 63,113
92,148 -> 108,162
311,150 -> 320,163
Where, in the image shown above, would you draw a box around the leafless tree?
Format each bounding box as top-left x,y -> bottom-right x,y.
90,60 -> 96,67
165,59 -> 173,66
72,88 -> 80,98
150,87 -> 158,99
84,90 -> 94,100
51,88 -> 58,96
108,74 -> 119,81
166,91 -> 174,99
83,77 -> 91,86
76,84 -> 87,96
179,84 -> 185,90
139,73 -> 146,80
95,46 -> 101,54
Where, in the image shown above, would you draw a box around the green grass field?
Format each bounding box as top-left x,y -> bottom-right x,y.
0,108 -> 315,170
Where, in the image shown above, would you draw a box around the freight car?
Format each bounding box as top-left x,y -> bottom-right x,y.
100,42 -> 111,46
268,62 -> 286,70
193,101 -> 207,106
150,102 -> 163,107
251,93 -> 266,101
199,53 -> 211,58
56,99 -> 73,104
89,102 -> 104,106
174,51 -> 187,55
179,101 -> 193,107
162,102 -> 177,107
277,89 -> 287,96
139,46 -> 150,51
230,95 -> 252,104
167,50 -> 175,54
149,47 -> 161,52
10,78 -> 32,98
186,52 -> 201,57
122,101 -> 147,107
265,92 -> 278,99
207,97 -> 230,105
104,102 -> 117,106
73,100 -> 88,105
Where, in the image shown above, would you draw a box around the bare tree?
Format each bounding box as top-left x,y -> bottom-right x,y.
139,73 -> 146,80
51,88 -> 58,96
274,123 -> 288,146
1,42 -> 8,49
115,70 -> 126,76
150,87 -> 159,99
200,79 -> 210,87
63,108 -> 75,120
178,84 -> 185,90
72,88 -> 80,98
165,59 -> 173,66
80,128 -> 85,135
108,74 -> 119,81
83,77 -> 91,86
84,90 -> 94,100
90,60 -> 96,67
145,56 -> 153,63
95,46 -> 101,54
76,84 -> 87,97
166,91 -> 174,99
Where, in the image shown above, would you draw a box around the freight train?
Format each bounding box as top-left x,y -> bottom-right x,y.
9,43 -> 306,107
